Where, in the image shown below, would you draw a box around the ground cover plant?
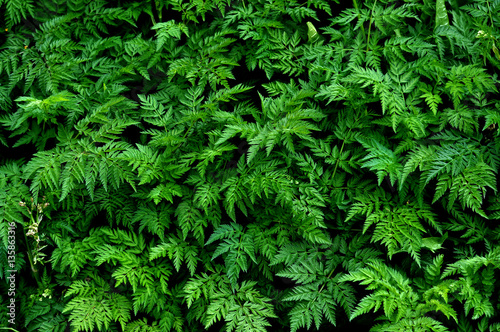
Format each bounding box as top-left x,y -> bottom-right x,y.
1,0 -> 500,331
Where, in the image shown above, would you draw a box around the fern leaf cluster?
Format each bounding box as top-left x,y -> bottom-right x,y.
2,0 -> 500,331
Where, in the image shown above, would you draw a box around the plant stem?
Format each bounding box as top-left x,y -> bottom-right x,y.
23,215 -> 41,287
366,0 -> 378,52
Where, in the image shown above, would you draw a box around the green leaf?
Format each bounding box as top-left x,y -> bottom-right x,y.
421,232 -> 448,253
307,21 -> 320,43
435,0 -> 449,28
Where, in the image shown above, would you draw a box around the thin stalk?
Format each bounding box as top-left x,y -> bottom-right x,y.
330,128 -> 352,182
171,120 -> 195,154
366,0 -> 378,52
486,0 -> 494,29
22,219 -> 41,287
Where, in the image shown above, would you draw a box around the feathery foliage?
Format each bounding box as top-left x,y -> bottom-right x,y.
1,0 -> 500,331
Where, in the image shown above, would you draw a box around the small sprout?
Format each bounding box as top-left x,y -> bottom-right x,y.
476,30 -> 491,38
42,289 -> 51,297
307,22 -> 319,43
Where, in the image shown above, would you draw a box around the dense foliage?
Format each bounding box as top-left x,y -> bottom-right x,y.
1,0 -> 500,331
